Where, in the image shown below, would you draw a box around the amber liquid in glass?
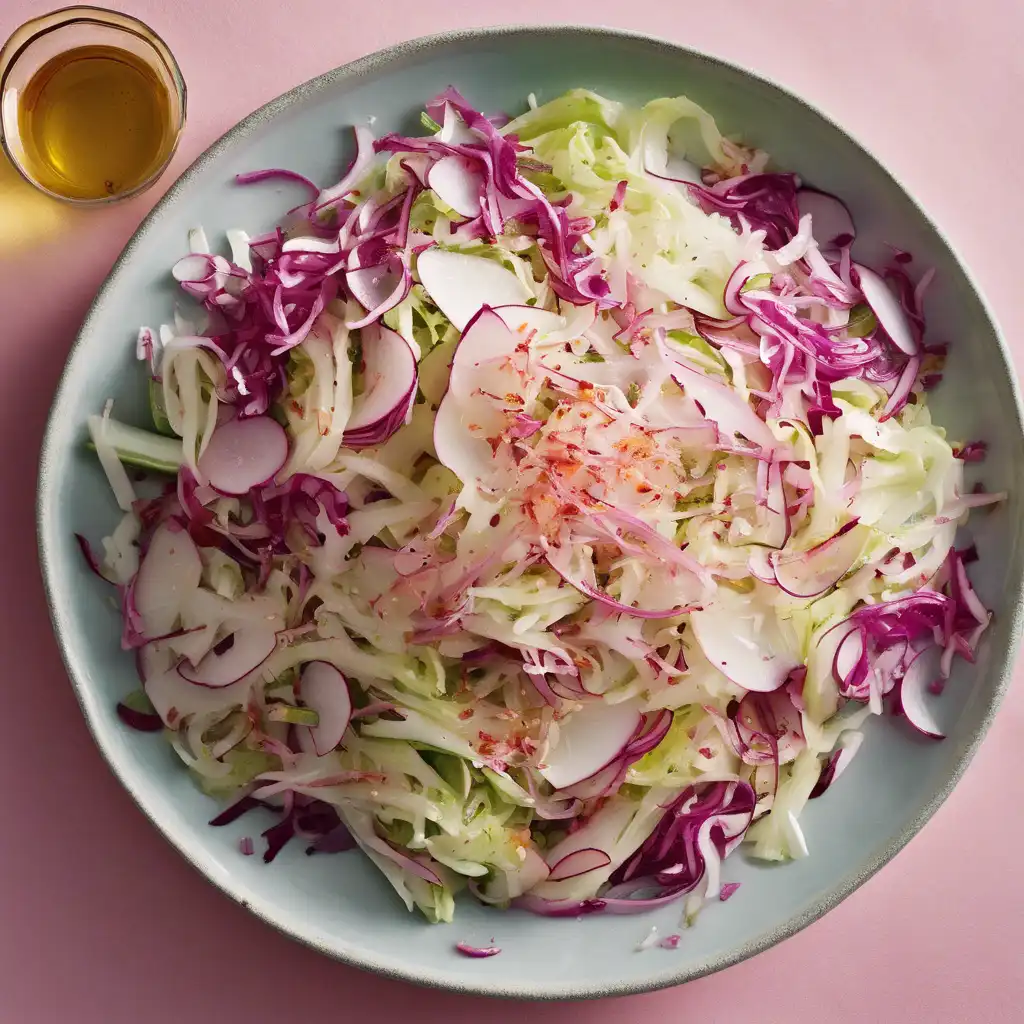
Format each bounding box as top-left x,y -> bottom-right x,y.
17,44 -> 173,200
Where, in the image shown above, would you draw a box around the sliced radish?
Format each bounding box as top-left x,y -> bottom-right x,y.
831,732 -> 864,780
178,624 -> 277,688
898,650 -> 945,739
438,102 -> 479,145
507,846 -> 551,898
427,155 -> 483,218
449,305 -> 524,379
345,261 -> 401,312
478,846 -> 550,903
690,603 -> 797,693
531,798 -> 640,901
432,396 -> 488,485
736,688 -> 805,765
296,661 -> 353,755
494,304 -> 566,340
667,354 -> 777,453
810,730 -> 864,798
172,253 -> 214,283
433,308 -> 523,483
796,189 -> 855,246
345,253 -> 412,330
397,152 -> 432,187
342,324 -> 417,447
832,627 -> 869,696
547,847 -> 613,882
134,523 -> 202,638
852,264 -> 917,355
142,646 -> 249,725
417,248 -> 530,331
539,700 -> 643,790
771,522 -> 866,599
748,547 -> 778,584
197,415 -> 288,495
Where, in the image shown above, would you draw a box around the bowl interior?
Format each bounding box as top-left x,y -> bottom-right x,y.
37,27 -> 1024,999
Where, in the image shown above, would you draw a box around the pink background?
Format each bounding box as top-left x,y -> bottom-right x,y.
2,1 -> 1021,1021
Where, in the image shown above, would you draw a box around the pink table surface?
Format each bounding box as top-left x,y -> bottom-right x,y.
2,1 -> 1022,1021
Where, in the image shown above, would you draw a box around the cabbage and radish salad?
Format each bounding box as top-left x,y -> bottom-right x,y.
80,87 -> 1002,928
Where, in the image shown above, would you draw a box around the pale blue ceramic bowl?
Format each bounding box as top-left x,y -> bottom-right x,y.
37,25 -> 1024,1000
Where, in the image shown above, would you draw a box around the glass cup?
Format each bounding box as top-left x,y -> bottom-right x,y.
0,6 -> 186,204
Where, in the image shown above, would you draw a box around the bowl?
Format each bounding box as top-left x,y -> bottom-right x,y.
36,25 -> 1024,999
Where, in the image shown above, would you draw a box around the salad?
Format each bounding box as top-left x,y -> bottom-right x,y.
80,87 -> 1001,928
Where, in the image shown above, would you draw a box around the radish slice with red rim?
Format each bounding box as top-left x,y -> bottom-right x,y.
494,303 -> 565,339
810,731 -> 864,798
345,255 -> 406,313
735,688 -> 805,765
475,846 -> 550,903
852,264 -> 917,355
433,308 -> 523,482
197,415 -> 288,496
342,324 -> 417,448
345,252 -> 412,330
437,101 -> 479,145
432,394 -> 491,485
416,248 -> 530,331
539,700 -> 643,790
666,351 -> 777,453
898,650 -> 945,739
178,624 -> 277,688
770,521 -> 866,599
427,155 -> 484,218
547,847 -> 613,882
796,189 -> 856,246
690,603 -> 798,693
747,547 -> 778,584
296,661 -> 353,755
134,522 -> 202,638
832,627 -> 870,696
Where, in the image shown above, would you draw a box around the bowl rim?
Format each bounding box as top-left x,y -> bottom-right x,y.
36,22 -> 1024,1001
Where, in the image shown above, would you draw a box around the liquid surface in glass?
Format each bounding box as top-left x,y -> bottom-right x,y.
17,44 -> 172,200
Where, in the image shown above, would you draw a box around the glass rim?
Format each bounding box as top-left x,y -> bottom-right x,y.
0,5 -> 187,205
